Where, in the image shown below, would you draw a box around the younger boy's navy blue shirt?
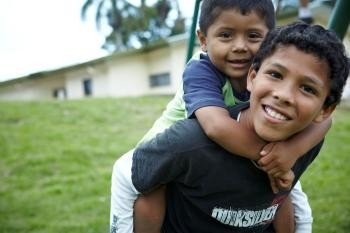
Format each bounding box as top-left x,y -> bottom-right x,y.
183,53 -> 249,118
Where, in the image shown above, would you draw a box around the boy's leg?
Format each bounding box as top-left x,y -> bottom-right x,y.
134,186 -> 166,233
290,180 -> 313,233
273,195 -> 295,233
110,149 -> 140,233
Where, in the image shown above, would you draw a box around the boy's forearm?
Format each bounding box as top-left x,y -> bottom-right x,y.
284,117 -> 331,158
196,106 -> 266,160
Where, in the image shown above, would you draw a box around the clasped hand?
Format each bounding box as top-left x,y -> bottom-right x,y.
257,142 -> 297,193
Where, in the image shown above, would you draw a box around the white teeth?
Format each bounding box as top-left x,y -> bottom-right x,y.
265,106 -> 288,121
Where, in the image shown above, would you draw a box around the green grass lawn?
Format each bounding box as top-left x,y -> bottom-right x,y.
0,96 -> 349,233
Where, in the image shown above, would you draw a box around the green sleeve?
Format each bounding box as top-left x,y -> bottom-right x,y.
222,80 -> 238,107
137,86 -> 187,144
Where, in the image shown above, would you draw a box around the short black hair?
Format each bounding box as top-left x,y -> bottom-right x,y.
252,22 -> 350,107
199,0 -> 276,35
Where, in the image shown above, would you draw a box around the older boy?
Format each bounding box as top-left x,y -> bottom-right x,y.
131,22 -> 349,232
111,1 -> 332,232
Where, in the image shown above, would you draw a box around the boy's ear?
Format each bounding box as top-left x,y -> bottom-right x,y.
247,66 -> 257,92
313,104 -> 336,123
196,30 -> 207,52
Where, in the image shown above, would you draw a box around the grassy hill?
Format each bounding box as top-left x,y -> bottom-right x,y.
0,96 -> 349,233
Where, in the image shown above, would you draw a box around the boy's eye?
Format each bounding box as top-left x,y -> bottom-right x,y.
268,71 -> 282,79
301,85 -> 317,95
219,31 -> 232,39
248,32 -> 264,41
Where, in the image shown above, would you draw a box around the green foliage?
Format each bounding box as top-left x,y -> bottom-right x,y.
0,97 -> 349,233
81,0 -> 185,52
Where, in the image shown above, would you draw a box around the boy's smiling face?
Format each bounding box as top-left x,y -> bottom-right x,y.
197,8 -> 269,83
247,45 -> 334,142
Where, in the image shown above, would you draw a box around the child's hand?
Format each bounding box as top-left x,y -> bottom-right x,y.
268,170 -> 295,194
275,170 -> 295,191
258,142 -> 298,176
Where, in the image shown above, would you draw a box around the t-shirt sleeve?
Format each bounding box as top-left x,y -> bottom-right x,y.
131,124 -> 186,193
183,56 -> 226,118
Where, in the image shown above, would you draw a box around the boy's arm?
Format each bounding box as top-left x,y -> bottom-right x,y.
258,117 -> 332,175
183,55 -> 265,159
195,106 -> 266,160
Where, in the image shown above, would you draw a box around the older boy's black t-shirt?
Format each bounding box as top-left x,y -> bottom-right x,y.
132,102 -> 323,233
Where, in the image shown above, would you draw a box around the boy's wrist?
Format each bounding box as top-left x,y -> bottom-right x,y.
280,140 -> 303,160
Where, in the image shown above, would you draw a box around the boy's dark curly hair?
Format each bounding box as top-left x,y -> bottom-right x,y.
199,0 -> 275,35
252,22 -> 350,107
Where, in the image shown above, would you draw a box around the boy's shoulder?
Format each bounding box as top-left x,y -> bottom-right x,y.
184,52 -> 226,84
186,52 -> 216,71
186,52 -> 211,69
188,51 -> 208,62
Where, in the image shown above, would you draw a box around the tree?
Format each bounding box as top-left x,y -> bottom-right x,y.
81,0 -> 186,52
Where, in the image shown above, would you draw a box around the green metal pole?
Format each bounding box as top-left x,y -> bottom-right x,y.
186,0 -> 202,62
327,0 -> 350,40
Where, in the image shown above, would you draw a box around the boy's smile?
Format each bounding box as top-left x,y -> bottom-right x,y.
197,8 -> 269,87
263,105 -> 289,121
246,45 -> 332,142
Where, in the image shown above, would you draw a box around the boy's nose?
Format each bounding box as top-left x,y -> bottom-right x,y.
231,37 -> 247,52
272,84 -> 296,105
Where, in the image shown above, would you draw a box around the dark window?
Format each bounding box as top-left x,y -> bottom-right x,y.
83,79 -> 93,96
53,88 -> 67,99
149,73 -> 170,87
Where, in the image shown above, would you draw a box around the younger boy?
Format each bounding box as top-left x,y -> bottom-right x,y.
130,22 -> 349,232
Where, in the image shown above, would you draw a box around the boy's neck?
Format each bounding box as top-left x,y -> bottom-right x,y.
230,78 -> 249,102
230,78 -> 247,93
239,108 -> 262,141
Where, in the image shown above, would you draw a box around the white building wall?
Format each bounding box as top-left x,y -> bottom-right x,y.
167,39 -> 201,91
168,42 -> 186,90
0,75 -> 65,100
65,73 -> 86,99
106,54 -> 149,97
64,65 -> 108,99
91,66 -> 109,97
145,47 -> 175,95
